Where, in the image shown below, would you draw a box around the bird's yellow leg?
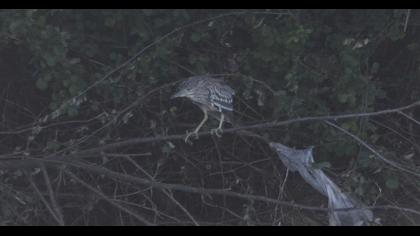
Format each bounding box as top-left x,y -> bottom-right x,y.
185,109 -> 208,143
211,113 -> 224,138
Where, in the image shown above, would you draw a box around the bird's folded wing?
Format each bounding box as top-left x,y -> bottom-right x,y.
209,85 -> 235,112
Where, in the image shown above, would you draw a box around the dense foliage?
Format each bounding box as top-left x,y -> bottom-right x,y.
0,9 -> 419,225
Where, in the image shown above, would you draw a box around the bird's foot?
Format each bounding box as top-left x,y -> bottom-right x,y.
185,130 -> 199,144
211,127 -> 223,138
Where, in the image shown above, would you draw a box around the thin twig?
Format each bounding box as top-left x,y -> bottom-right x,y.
123,154 -> 199,225
0,112 -> 104,135
324,120 -> 420,177
2,100 -> 420,164
41,164 -> 64,225
64,169 -> 154,225
27,174 -> 64,226
162,190 -> 200,226
398,110 -> 420,126
404,9 -> 411,33
25,157 -> 337,212
4,156 -> 420,218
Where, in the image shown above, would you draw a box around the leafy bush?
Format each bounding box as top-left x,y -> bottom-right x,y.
0,9 -> 419,225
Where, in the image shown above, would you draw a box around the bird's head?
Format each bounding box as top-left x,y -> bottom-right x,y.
171,87 -> 195,100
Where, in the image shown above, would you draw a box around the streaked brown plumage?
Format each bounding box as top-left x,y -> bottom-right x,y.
171,75 -> 235,143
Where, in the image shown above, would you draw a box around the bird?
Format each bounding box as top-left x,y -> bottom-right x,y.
171,75 -> 235,143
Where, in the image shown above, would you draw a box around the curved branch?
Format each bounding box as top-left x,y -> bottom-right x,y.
73,100 -> 420,156
6,156 -> 420,218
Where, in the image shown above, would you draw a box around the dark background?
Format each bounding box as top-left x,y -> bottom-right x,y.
0,9 -> 419,225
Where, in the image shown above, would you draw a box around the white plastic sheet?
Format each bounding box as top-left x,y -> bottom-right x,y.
270,142 -> 373,226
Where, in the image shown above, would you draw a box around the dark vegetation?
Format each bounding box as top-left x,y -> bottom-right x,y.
0,9 -> 419,225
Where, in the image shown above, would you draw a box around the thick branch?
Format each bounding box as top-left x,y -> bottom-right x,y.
74,100 -> 420,156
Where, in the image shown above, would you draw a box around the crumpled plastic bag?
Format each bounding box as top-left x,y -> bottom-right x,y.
270,142 -> 373,226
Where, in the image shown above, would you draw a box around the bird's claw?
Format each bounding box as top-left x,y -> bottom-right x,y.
185,130 -> 199,144
211,128 -> 223,138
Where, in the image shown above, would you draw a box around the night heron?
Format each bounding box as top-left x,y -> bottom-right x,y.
171,75 -> 235,143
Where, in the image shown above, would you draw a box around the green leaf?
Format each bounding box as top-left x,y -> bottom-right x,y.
338,93 -> 348,103
69,84 -> 79,96
357,150 -> 375,168
161,141 -> 175,155
371,62 -> 380,74
66,106 -> 78,117
407,43 -> 418,51
341,121 -> 358,132
46,141 -> 60,151
190,32 -> 201,42
36,79 -> 48,90
104,17 -> 116,27
385,176 -> 399,190
312,161 -> 331,169
188,54 -> 197,64
44,54 -> 57,66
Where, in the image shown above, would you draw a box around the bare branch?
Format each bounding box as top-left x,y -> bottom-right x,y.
41,164 -> 64,225
69,100 -> 420,156
27,173 -> 64,226
64,169 -> 154,226
324,120 -> 420,177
